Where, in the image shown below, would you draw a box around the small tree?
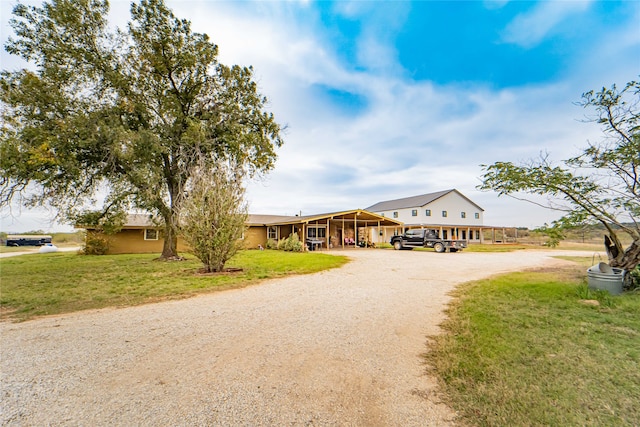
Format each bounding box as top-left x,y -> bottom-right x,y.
180,163 -> 247,273
480,80 -> 640,274
532,223 -> 564,248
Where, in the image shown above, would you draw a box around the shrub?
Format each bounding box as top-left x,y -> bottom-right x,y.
82,231 -> 111,255
625,266 -> 640,291
278,233 -> 303,252
266,238 -> 278,250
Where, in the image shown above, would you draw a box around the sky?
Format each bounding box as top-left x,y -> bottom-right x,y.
1,0 -> 639,232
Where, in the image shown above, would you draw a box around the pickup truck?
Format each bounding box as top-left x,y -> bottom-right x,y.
390,229 -> 467,253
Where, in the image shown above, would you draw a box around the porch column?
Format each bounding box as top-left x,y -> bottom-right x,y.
302,223 -> 306,251
326,218 -> 330,249
354,213 -> 358,245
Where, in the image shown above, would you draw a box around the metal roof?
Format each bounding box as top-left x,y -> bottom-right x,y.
248,210 -> 403,227
365,189 -> 484,212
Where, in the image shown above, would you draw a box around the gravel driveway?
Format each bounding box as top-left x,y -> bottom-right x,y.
1,249 -> 586,426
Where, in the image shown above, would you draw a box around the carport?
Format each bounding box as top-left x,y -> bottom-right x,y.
246,210 -> 404,250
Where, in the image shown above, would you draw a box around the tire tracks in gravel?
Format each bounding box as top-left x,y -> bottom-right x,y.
1,249 -> 587,426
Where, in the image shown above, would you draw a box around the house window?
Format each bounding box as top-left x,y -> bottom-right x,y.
461,212 -> 466,219
144,229 -> 158,240
476,230 -> 481,240
411,209 -> 417,216
475,212 -> 480,219
307,226 -> 326,239
425,209 -> 431,216
267,226 -> 277,240
442,210 -> 448,218
393,212 -> 398,218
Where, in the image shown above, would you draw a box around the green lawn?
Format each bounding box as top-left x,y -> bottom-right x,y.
0,250 -> 348,321
427,259 -> 640,426
464,243 -> 530,252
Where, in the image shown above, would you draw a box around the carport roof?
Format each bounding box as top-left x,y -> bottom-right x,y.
247,210 -> 403,227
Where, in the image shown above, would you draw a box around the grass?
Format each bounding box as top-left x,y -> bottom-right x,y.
427,259 -> 640,426
0,246 -> 37,254
464,243 -> 530,252
0,250 -> 348,321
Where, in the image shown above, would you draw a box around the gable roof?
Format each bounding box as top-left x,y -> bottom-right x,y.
365,189 -> 484,212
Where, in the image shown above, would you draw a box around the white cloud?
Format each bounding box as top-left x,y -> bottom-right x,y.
501,0 -> 593,48
1,0 -> 633,231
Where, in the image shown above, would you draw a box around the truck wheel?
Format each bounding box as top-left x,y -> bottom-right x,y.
393,241 -> 402,250
434,242 -> 445,253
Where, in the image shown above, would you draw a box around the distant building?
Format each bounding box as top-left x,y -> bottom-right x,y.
5,235 -> 52,247
366,189 -> 485,242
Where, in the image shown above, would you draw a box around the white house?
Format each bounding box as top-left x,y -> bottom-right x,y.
365,189 -> 485,242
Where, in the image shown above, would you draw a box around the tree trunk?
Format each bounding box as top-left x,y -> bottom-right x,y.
160,223 -> 179,259
608,239 -> 640,271
159,178 -> 182,260
159,210 -> 180,259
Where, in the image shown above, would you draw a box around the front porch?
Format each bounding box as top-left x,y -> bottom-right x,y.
246,210 -> 404,251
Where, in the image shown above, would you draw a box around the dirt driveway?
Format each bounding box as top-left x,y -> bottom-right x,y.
1,249 -> 588,426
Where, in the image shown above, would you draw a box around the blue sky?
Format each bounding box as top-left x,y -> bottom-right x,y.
1,0 -> 639,232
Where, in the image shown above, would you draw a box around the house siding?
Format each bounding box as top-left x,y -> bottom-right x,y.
374,191 -> 483,226
96,229 -> 190,255
244,227 -> 267,249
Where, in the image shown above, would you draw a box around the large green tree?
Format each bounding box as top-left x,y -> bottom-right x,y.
480,80 -> 640,272
0,0 -> 282,258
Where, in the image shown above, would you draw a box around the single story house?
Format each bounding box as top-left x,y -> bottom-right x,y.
77,214 -> 190,255
78,210 -> 404,254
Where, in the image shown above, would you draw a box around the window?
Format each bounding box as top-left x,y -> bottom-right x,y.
461,212 -> 466,219
476,230 -> 481,240
442,210 -> 448,217
307,226 -> 326,239
475,212 -> 480,219
411,209 -> 417,216
144,229 -> 158,240
267,226 -> 277,240
393,212 -> 398,218
425,209 -> 431,216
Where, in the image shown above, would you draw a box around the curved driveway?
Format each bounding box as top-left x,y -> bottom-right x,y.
1,249 -> 586,426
